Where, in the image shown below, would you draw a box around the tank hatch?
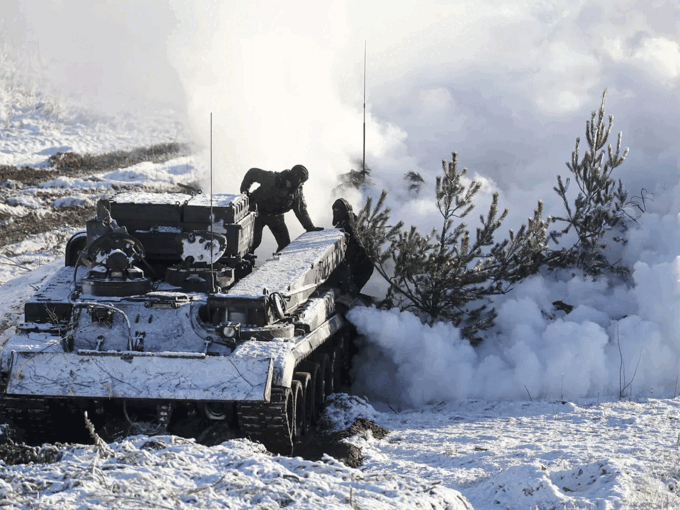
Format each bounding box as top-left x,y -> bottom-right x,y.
165,231 -> 235,292
80,232 -> 152,297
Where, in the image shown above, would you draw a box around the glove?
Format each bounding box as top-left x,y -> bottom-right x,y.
308,226 -> 324,232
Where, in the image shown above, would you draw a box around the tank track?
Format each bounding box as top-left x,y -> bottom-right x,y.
0,396 -> 57,444
235,331 -> 354,455
237,386 -> 293,455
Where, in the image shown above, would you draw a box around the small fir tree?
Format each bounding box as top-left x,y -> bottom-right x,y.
335,159 -> 372,193
404,171 -> 425,195
354,153 -> 550,345
548,90 -> 630,276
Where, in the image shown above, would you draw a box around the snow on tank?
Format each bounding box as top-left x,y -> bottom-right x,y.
225,229 -> 346,313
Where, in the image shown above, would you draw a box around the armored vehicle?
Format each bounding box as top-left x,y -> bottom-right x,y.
0,191 -> 358,453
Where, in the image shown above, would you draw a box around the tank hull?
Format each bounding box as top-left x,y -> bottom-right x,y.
0,193 -> 358,453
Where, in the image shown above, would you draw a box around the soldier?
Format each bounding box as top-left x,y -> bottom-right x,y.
240,164 -> 323,253
331,198 -> 374,294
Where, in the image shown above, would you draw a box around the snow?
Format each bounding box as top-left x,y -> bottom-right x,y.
0,202 -> 39,218
0,259 -> 62,347
188,193 -> 243,208
6,195 -> 42,209
6,350 -> 272,402
180,235 -> 226,262
0,430 -> 472,509
2,3 -> 680,507
0,392 -> 679,509
111,191 -> 193,206
51,194 -> 95,208
352,397 -> 680,509
227,230 -> 345,298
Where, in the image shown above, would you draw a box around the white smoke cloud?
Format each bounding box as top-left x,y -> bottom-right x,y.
349,263 -> 680,405
340,0 -> 680,404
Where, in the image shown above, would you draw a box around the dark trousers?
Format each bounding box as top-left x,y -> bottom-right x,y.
330,257 -> 374,295
352,256 -> 374,290
252,214 -> 291,252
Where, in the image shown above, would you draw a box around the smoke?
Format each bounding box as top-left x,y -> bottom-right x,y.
349,262 -> 680,405
163,0 -> 680,256
339,0 -> 680,404
165,1 -> 410,250
349,171 -> 680,405
0,0 -> 188,161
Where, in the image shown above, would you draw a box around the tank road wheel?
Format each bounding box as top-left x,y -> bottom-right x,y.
316,352 -> 333,398
237,386 -> 294,455
291,380 -> 304,441
330,346 -> 344,393
298,360 -> 323,424
293,372 -> 312,436
299,362 -> 321,424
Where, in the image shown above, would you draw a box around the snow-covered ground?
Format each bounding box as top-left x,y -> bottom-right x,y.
352,396 -> 680,509
0,426 -> 472,510
1,380 -> 679,509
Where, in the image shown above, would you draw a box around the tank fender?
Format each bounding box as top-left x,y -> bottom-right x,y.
5,350 -> 273,402
1,332 -> 62,373
273,313 -> 346,388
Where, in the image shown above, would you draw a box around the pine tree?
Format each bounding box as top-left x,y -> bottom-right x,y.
335,159 -> 372,192
547,90 -> 630,276
353,153 -> 550,345
404,171 -> 425,195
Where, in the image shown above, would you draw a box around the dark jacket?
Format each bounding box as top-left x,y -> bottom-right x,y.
240,168 -> 314,230
335,214 -> 368,266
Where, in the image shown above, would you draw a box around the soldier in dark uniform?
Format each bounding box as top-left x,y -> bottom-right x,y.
240,164 -> 323,253
332,198 -> 374,294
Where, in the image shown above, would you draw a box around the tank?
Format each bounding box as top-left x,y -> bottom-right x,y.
0,191 -> 358,454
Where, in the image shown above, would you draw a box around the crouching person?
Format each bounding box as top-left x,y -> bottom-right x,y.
331,198 -> 374,295
240,164 -> 323,253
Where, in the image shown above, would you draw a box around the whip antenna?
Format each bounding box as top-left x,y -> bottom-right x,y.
362,41 -> 366,176
210,112 -> 215,293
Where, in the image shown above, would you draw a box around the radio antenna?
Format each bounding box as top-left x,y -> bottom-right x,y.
362,41 -> 366,176
210,112 -> 215,293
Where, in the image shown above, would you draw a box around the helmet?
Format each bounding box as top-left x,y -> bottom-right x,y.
332,198 -> 352,226
290,164 -> 309,183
